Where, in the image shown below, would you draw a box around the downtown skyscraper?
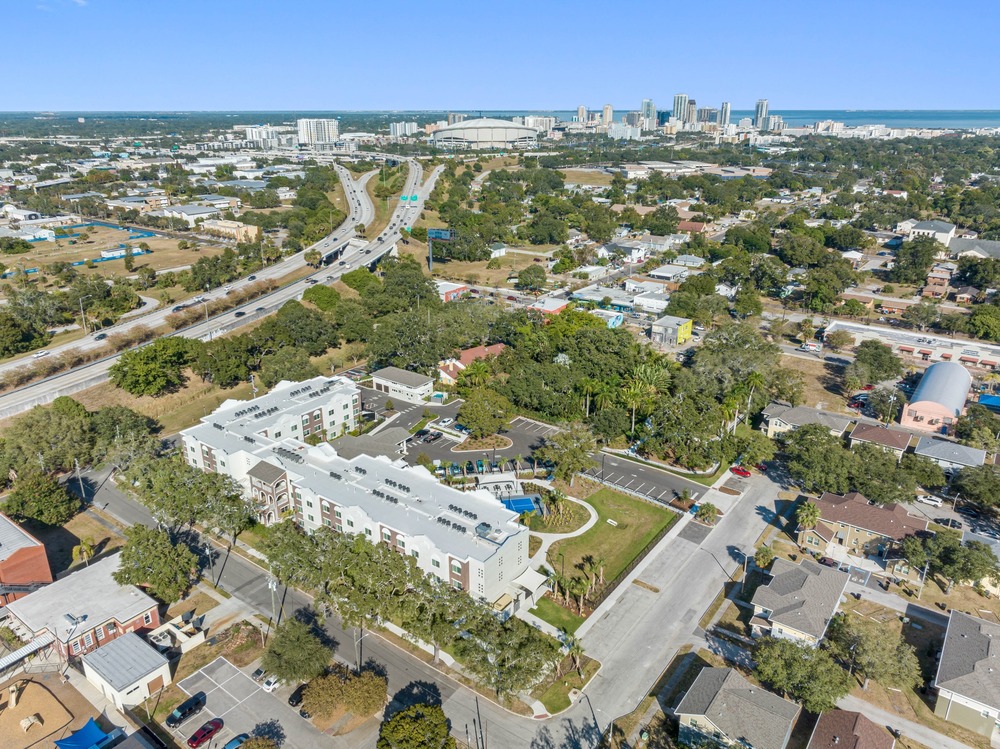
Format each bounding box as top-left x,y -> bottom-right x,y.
720,102 -> 731,127
754,99 -> 769,130
672,93 -> 689,122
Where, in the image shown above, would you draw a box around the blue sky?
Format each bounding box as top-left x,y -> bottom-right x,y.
6,0 -> 999,111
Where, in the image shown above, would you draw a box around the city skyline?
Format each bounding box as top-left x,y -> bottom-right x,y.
4,0 -> 998,111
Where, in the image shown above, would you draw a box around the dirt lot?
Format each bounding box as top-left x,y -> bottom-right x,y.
780,354 -> 851,412
559,168 -> 614,187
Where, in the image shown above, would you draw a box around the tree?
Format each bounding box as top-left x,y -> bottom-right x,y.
342,670 -> 388,717
730,429 -> 776,467
902,302 -> 940,332
795,500 -> 821,530
516,264 -> 546,292
377,703 -> 456,749
303,671 -> 346,718
755,545 -> 776,569
72,537 -> 96,566
853,340 -> 902,382
204,474 -> 254,547
825,329 -> 855,352
113,525 -> 198,603
827,614 -> 922,689
302,284 -> 342,312
3,397 -> 96,474
129,455 -> 210,532
535,423 -> 598,487
953,465 -> 1000,508
454,614 -> 560,699
733,284 -> 763,318
109,338 -> 197,396
891,237 -> 940,284
784,424 -> 856,494
261,619 -> 332,683
258,348 -> 322,389
304,249 -> 321,267
866,387 -> 902,423
240,739 -> 279,749
457,388 -> 513,439
754,637 -> 853,713
3,472 -> 80,525
695,503 -> 719,525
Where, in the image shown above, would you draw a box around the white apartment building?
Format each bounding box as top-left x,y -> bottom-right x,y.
389,122 -> 419,137
181,377 -> 541,612
297,118 -> 340,145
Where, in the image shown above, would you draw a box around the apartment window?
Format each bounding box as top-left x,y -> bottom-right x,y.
275,431 -> 282,438
397,538 -> 405,549
328,409 -> 335,416
451,562 -> 462,575
95,626 -> 104,641
343,403 -> 349,409
347,519 -> 354,528
411,550 -> 419,560
291,425 -> 298,431
365,528 -> 372,537
303,428 -> 311,436
431,559 -> 441,569
302,416 -> 309,424
143,612 -> 152,625
335,524 -> 342,532
84,632 -> 93,648
383,531 -> 392,542
305,500 -> 313,508
452,580 -> 463,591
220,461 -> 225,467
335,510 -> 342,519
189,445 -> 195,452
324,518 -> 331,526
107,623 -> 117,634
307,515 -> 314,523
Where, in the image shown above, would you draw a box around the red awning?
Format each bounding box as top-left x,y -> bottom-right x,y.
982,360 -> 998,367
960,356 -> 979,363
940,353 -> 952,359
919,349 -> 932,355
899,346 -> 915,353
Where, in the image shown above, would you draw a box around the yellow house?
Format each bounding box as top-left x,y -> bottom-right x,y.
650,315 -> 692,346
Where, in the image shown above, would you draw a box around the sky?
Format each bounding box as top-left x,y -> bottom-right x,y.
6,0 -> 1000,111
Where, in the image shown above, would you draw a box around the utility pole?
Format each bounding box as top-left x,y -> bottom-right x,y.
78,294 -> 92,334
74,458 -> 85,499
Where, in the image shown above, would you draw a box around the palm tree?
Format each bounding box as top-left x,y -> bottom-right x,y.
593,382 -> 615,412
460,360 -> 490,388
72,537 -> 96,567
795,500 -> 821,530
569,577 -> 589,615
743,371 -> 766,428
577,378 -> 601,418
593,555 -> 607,586
583,556 -> 599,593
621,381 -> 648,434
566,636 -> 585,677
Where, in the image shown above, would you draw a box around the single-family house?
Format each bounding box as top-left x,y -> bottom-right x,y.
923,270 -> 951,299
934,611 -> 1000,736
437,343 -> 506,386
370,366 -> 434,403
900,361 -> 971,433
848,423 -> 911,461
806,709 -> 895,749
488,243 -> 507,259
759,403 -> 852,439
674,254 -> 705,268
81,632 -> 172,711
715,282 -> 739,301
914,437 -> 986,475
676,668 -> 800,749
646,264 -> 689,282
649,315 -> 692,346
677,220 -> 708,234
796,492 -> 928,582
750,557 -> 849,646
0,512 -> 53,605
953,286 -> 981,304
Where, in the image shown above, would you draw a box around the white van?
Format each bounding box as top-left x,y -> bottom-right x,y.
915,494 -> 943,508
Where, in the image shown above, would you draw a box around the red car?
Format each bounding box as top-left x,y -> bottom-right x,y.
862,384 -> 875,391
730,466 -> 752,478
187,719 -> 223,748
754,463 -> 768,473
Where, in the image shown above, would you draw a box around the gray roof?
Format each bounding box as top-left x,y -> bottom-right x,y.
0,512 -> 42,564
370,366 -> 433,389
247,460 -> 286,484
652,314 -> 691,329
6,554 -> 157,644
166,204 -> 219,216
81,632 -> 167,691
752,558 -> 849,640
935,611 -> 1000,708
908,361 -> 971,418
951,237 -> 1000,259
914,436 -> 986,468
676,668 -> 799,749
762,403 -> 852,433
912,220 -> 956,233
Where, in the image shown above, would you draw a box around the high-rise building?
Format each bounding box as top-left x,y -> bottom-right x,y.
672,94 -> 689,122
767,114 -> 784,132
602,104 -> 614,126
576,105 -> 587,123
296,118 -> 339,145
754,99 -> 769,130
389,121 -> 419,137
697,108 -> 719,124
720,102 -> 731,128
686,101 -> 697,124
523,115 -> 556,134
640,99 -> 657,130
625,111 -> 642,127
447,113 -> 467,125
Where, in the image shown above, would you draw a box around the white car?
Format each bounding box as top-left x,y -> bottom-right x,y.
32,350 -> 50,359
262,675 -> 281,693
438,418 -> 454,427
915,494 -> 944,508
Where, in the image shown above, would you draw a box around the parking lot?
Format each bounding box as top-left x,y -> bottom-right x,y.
174,657 -> 328,749
581,452 -> 704,506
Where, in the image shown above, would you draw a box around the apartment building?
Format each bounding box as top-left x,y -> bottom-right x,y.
199,219 -> 261,243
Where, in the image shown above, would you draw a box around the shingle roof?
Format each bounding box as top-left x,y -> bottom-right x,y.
676,668 -> 799,749
849,423 -> 912,451
935,611 -> 1000,709
908,361 -> 971,418
912,219 -> 956,233
815,492 -> 928,541
370,366 -> 433,389
807,709 -> 894,749
247,460 -> 286,485
81,632 -> 167,691
951,238 -> 1000,259
751,558 -> 849,640
762,403 -> 852,434
914,436 -> 986,468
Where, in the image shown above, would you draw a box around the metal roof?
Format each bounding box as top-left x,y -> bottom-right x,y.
81,632 -> 167,691
908,361 -> 972,417
370,366 -> 433,389
0,512 -> 42,564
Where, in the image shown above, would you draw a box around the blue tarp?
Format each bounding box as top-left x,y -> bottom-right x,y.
979,394 -> 1000,413
55,718 -> 109,749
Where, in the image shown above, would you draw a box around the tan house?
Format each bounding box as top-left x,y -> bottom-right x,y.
934,611 -> 1000,736
759,402 -> 853,439
848,423 -> 911,461
750,557 -> 849,646
676,667 -> 800,749
797,492 -> 928,584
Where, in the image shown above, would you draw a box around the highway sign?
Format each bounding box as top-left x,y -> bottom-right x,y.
427,229 -> 454,240
411,194 -> 418,201
400,196 -> 407,201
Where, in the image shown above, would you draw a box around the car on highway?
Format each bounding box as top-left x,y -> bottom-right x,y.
223,735 -> 249,749
305,279 -> 318,285
32,350 -> 50,359
94,332 -> 107,340
166,692 -> 206,728
247,275 -> 257,281
254,307 -> 266,313
339,260 -> 346,266
326,275 -> 334,280
234,311 -> 245,318
730,466 -> 752,478
187,718 -> 223,748
262,675 -> 281,693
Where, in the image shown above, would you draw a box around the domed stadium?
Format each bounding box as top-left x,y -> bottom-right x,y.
431,117 -> 538,150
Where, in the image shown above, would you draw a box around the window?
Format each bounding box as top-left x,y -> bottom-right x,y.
291,425 -> 298,431
411,550 -> 419,559
335,510 -> 342,519
451,562 -> 462,575
72,641 -> 81,654
302,416 -> 309,424
324,518 -> 331,526
143,612 -> 152,625
275,431 -> 282,438
383,531 -> 392,542
306,501 -> 313,508
307,515 -> 314,523
431,559 -> 440,569
83,632 -> 93,647
365,528 -> 372,537
303,428 -> 311,436
107,623 -> 117,634
95,627 -> 104,641
452,580 -> 463,591
347,519 -> 354,528
397,538 -> 405,549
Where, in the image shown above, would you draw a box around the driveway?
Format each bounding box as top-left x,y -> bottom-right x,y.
175,657 -> 331,749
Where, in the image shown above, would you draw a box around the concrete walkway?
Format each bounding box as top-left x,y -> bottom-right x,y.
527,496 -> 599,567
838,694 -> 975,749
845,581 -> 949,628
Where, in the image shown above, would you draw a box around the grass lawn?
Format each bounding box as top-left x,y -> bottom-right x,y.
779,354 -> 850,412
547,488 -> 677,586
29,510 -> 124,575
558,168 -> 614,187
528,535 -> 542,557
527,500 -> 590,534
363,170 -> 404,237
530,655 -> 599,714
530,595 -> 585,635
887,576 -> 1000,622
166,589 -> 220,619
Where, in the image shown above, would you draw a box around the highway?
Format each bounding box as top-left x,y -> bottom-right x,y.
0,160 -> 444,418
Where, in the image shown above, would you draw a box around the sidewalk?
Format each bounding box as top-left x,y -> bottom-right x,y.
845,581 -> 949,628
838,694 -> 974,749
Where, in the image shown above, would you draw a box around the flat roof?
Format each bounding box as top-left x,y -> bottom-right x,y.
81,632 -> 168,691
370,366 -> 433,388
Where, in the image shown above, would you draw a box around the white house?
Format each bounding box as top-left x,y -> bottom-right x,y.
81,632 -> 171,711
370,366 -> 434,403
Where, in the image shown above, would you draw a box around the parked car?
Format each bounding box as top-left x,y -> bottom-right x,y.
439,418 -> 454,427
862,384 -> 875,391
187,719 -> 223,748
818,557 -> 840,568
425,432 -> 442,443
465,461 -> 475,474
223,735 -> 249,749
476,460 -> 486,473
262,675 -> 281,693
754,463 -> 768,473
916,494 -> 944,508
730,466 -> 752,478
450,464 -> 462,477
934,518 -> 963,530
414,429 -> 429,440
288,683 -> 307,707
166,693 -> 206,728
251,667 -> 266,682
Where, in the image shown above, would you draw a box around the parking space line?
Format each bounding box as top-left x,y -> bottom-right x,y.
635,483 -> 647,493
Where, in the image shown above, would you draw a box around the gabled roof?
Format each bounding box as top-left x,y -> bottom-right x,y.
912,219 -> 956,233
0,511 -> 44,564
849,423 -> 911,451
676,668 -> 799,749
951,238 -> 1000,259
914,436 -> 986,468
247,460 -> 286,485
935,611 -> 1000,709
815,492 -> 928,541
458,343 -> 505,367
762,403 -> 852,434
751,558 -> 849,640
807,709 -> 895,749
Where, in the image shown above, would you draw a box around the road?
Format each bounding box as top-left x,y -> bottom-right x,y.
0,161 -> 445,419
